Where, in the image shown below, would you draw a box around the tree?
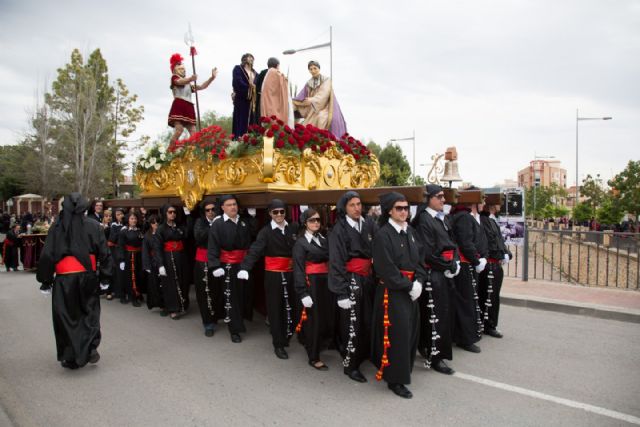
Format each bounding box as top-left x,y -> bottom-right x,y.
596,194 -> 624,226
44,49 -> 143,198
580,174 -> 605,213
201,111 -> 232,134
608,160 -> 640,218
375,143 -> 411,187
572,202 -> 593,224
525,183 -> 568,219
0,145 -> 27,200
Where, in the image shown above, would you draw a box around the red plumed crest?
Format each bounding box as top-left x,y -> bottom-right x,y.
169,53 -> 184,70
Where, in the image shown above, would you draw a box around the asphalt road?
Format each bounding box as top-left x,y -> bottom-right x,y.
1,271 -> 639,427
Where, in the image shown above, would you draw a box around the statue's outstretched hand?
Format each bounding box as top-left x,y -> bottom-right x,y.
211,68 -> 218,79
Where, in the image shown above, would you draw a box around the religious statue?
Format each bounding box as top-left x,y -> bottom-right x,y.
232,53 -> 257,138
293,61 -> 347,138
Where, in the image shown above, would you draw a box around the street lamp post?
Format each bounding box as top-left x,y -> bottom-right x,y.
389,129 -> 416,185
576,109 -> 612,203
283,26 -> 333,78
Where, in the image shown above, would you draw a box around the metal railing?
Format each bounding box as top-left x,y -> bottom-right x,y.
504,229 -> 639,290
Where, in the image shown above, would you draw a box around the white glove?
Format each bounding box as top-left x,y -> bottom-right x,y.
247,208 -> 256,217
145,269 -> 151,273
301,296 -> 313,308
453,260 -> 461,277
409,281 -> 422,301
100,283 -> 109,291
337,298 -> 352,310
502,254 -> 510,265
158,266 -> 167,277
475,258 -> 487,273
213,268 -> 225,278
444,270 -> 455,279
119,262 -> 125,271
237,270 -> 249,280
183,207 -> 191,215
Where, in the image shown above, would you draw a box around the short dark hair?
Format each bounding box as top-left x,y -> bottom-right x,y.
308,60 -> 320,70
267,57 -> 279,68
241,53 -> 254,65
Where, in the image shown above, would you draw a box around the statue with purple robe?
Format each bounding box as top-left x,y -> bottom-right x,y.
232,53 -> 257,138
293,60 -> 347,139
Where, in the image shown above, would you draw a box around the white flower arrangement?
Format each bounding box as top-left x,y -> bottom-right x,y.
137,141 -> 171,172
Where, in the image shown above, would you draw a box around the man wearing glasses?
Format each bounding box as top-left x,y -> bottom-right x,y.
372,191 -> 425,398
329,191 -> 378,383
412,184 -> 460,376
239,199 -> 298,359
193,198 -> 219,337
207,195 -> 253,343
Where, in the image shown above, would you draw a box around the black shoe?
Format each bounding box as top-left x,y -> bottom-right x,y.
274,347 -> 289,359
88,349 -> 100,364
388,383 -> 413,399
204,328 -> 214,337
432,359 -> 455,375
309,360 -> 329,371
344,369 -> 367,383
61,360 -> 79,370
120,298 -> 128,304
230,333 -> 242,343
132,300 -> 141,307
485,328 -> 503,338
458,343 -> 481,353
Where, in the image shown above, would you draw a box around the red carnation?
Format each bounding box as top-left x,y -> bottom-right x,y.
218,150 -> 227,160
260,117 -> 270,124
271,124 -> 280,131
288,136 -> 295,145
275,140 -> 285,148
243,134 -> 250,142
250,137 -> 258,145
266,130 -> 274,138
277,119 -> 284,126
270,115 -> 277,120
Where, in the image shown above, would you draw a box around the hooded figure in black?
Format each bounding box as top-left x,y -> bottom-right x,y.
478,203 -> 512,338
411,184 -> 460,375
2,223 -> 21,271
328,190 -> 378,382
449,192 -> 489,352
207,194 -> 253,342
152,204 -> 190,319
36,193 -> 112,369
193,198 -> 220,336
372,192 -> 425,399
238,198 -> 298,358
293,208 -> 335,369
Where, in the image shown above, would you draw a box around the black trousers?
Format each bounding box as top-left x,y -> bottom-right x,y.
194,261 -> 215,326
264,271 -> 296,348
478,262 -> 503,330
336,274 -> 374,371
419,269 -> 455,361
452,263 -> 481,346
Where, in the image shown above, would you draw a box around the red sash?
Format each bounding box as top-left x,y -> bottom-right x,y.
125,245 -> 141,252
458,250 -> 478,264
441,250 -> 454,261
220,249 -> 248,264
488,258 -> 501,264
4,239 -> 14,246
305,261 -> 329,274
195,247 -> 208,263
107,241 -> 117,247
55,254 -> 97,275
265,256 -> 293,272
164,240 -> 184,252
345,257 -> 372,277
400,270 -> 415,282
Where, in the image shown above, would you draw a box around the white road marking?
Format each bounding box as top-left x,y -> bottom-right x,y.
454,372 -> 640,425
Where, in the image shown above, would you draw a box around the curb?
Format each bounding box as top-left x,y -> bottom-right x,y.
501,294 -> 640,324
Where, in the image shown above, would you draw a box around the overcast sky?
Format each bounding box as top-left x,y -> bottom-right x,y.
1,0 -> 638,188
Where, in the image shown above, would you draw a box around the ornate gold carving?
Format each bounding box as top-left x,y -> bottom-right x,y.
137,141 -> 380,208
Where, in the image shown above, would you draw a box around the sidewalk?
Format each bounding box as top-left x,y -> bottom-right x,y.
502,277 -> 640,323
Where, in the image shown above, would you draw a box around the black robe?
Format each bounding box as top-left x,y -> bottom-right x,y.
450,210 -> 488,345
241,222 -> 299,348
328,216 -> 377,370
117,227 -> 144,301
232,65 -> 257,137
413,208 -> 459,363
293,234 -> 335,362
478,214 -> 512,330
108,222 -> 124,297
372,222 -> 425,385
152,222 -> 189,314
2,230 -> 20,270
142,232 -> 164,310
193,217 -> 218,326
36,217 -> 112,366
207,216 -> 252,334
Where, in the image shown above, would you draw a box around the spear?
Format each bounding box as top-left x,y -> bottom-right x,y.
184,23 -> 202,131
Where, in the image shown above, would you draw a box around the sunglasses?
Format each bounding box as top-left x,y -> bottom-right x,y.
271,209 -> 285,215
393,205 -> 410,212
436,194 -> 446,200
205,208 -> 215,212
167,210 -> 176,214
307,217 -> 321,223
